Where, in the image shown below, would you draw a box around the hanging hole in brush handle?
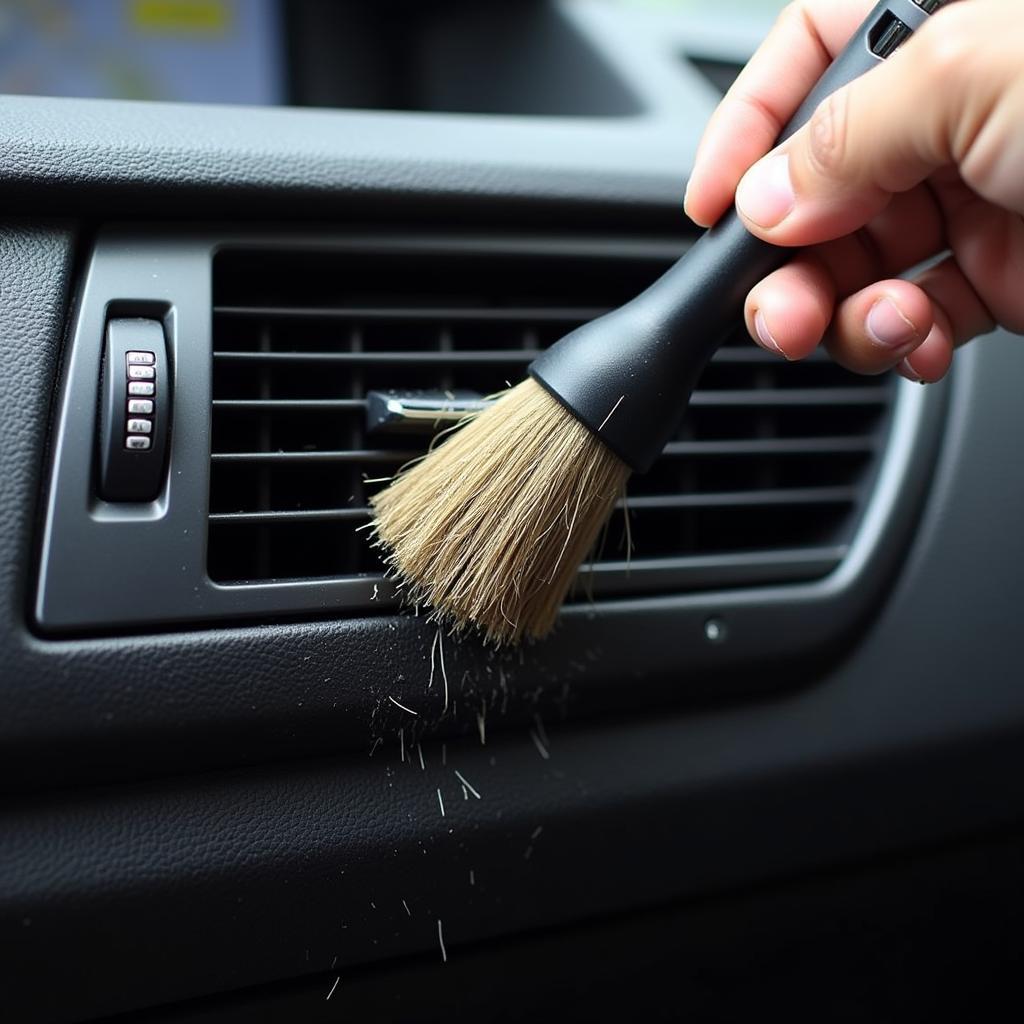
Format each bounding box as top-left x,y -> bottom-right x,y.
529,0 -> 951,474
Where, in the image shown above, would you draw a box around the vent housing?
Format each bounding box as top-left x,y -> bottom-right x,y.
207,238 -> 896,603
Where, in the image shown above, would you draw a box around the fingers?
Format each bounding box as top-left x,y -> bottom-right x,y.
745,257 -> 834,362
733,3 -> 1007,247
826,280 -> 934,375
743,183 -> 947,361
895,255 -> 996,383
684,0 -> 872,228
748,255 -> 997,384
894,325 -> 953,385
914,256 -> 997,349
939,179 -> 1024,334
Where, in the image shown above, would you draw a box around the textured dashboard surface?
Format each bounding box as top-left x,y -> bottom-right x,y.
0,223 -> 74,671
3,3 -> 1024,1015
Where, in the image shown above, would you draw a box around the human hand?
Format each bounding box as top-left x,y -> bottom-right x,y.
684,0 -> 1024,382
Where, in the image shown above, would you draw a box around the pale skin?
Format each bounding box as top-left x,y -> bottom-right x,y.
683,0 -> 1024,382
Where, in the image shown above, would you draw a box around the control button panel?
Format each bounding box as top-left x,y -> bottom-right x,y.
98,319 -> 170,501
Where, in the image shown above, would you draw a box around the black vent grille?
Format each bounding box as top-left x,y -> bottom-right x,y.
208,239 -> 896,599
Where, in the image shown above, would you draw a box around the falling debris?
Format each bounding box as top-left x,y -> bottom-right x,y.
454,769 -> 481,800
402,899 -> 412,917
371,584 -> 379,601
469,869 -> 475,886
388,695 -> 419,716
437,628 -> 449,713
428,629 -> 438,691
532,714 -> 550,748
437,919 -> 448,964
436,788 -> 446,817
326,976 -> 340,1001
331,955 -> 338,970
529,728 -> 551,760
524,845 -> 534,860
399,727 -> 405,763
531,825 -> 544,840
441,743 -> 447,767
461,784 -> 469,801
369,737 -> 382,757
476,708 -> 487,746
417,742 -> 426,771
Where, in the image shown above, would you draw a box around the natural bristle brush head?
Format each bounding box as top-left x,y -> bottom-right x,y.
369,379 -> 630,646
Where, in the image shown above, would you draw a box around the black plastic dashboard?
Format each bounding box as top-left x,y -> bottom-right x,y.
3,3 -> 1024,1022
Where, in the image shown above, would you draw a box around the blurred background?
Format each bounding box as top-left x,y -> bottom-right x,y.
0,0 -> 788,109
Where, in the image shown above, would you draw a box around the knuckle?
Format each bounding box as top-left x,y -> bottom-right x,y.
806,90 -> 850,180
914,14 -> 972,83
776,2 -> 803,26
774,1 -> 812,38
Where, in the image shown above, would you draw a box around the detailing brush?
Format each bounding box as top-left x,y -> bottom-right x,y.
371,0 -> 946,646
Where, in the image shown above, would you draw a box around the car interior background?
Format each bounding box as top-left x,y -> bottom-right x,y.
3,1 -> 1024,1021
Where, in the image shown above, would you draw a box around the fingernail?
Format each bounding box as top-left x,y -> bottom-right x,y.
896,357 -> 922,383
753,310 -> 786,358
866,297 -> 918,350
736,153 -> 795,229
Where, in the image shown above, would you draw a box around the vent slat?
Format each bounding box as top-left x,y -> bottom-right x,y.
215,304 -> 609,323
206,487 -> 856,523
623,487 -> 857,510
211,436 -> 878,463
690,388 -> 888,407
662,436 -> 876,456
213,349 -> 836,368
214,349 -> 539,365
211,450 -> 416,464
213,398 -> 368,410
209,508 -> 370,524
586,546 -> 848,593
206,547 -> 847,593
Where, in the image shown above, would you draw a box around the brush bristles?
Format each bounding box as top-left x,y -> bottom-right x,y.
369,379 -> 631,646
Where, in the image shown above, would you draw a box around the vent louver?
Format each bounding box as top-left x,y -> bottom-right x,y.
207,238 -> 896,604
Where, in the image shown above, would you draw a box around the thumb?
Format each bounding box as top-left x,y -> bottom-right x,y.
732,5 -> 980,246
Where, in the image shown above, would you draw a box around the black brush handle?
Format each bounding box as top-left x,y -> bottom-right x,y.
530,0 -> 945,473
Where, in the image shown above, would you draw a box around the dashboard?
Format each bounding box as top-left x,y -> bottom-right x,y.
3,3 -> 1024,1023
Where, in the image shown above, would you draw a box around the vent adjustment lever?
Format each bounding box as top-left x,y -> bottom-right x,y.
98,318 -> 170,501
366,390 -> 490,435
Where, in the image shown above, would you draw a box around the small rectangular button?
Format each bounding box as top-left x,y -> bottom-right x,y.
127,399 -> 154,415
125,436 -> 151,451
126,351 -> 156,365
127,418 -> 152,434
128,381 -> 155,396
127,365 -> 155,380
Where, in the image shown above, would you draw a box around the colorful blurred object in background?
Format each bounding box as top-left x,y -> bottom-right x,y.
0,0 -> 283,104
0,0 -> 787,108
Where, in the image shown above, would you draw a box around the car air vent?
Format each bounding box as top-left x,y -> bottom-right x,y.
207,238 -> 896,603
